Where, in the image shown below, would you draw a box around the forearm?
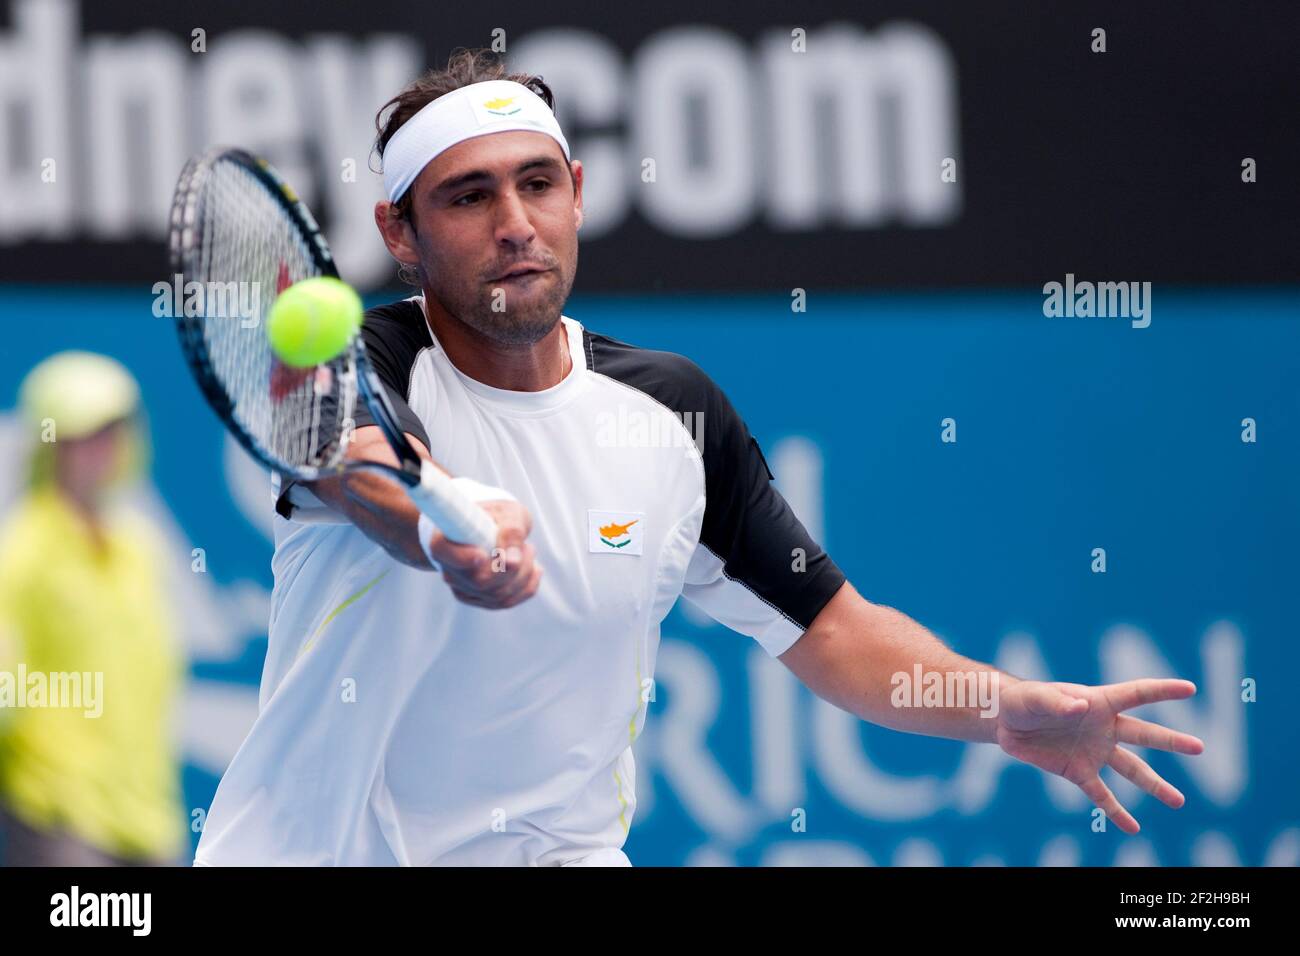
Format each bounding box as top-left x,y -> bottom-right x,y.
298,428 -> 538,611
782,583 -> 1019,743
307,469 -> 430,569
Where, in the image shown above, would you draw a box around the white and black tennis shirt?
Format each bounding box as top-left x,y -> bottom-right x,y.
196,295 -> 845,866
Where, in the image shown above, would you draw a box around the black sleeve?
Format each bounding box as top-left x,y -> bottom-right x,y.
349,300 -> 433,452
693,364 -> 847,630
584,329 -> 846,630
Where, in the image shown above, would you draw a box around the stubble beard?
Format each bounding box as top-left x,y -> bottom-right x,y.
429,253 -> 577,347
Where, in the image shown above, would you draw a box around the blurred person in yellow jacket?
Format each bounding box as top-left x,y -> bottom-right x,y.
0,351 -> 187,866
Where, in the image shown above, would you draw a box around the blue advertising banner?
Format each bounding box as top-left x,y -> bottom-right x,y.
0,286 -> 1294,866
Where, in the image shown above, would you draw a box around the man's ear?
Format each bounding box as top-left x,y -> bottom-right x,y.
570,159 -> 584,231
373,200 -> 422,268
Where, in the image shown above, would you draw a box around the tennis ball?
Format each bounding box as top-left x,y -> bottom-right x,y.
266,276 -> 363,367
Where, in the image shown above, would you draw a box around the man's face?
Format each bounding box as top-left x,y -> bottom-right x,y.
385,130 -> 582,346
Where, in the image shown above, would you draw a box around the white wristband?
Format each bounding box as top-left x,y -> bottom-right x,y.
415,477 -> 516,571
417,513 -> 442,571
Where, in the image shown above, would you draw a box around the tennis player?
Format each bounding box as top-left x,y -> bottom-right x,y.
195,50 -> 1204,866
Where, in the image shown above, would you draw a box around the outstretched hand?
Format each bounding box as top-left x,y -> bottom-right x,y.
995,678 -> 1204,834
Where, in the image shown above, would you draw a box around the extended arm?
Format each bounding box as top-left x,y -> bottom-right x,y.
781,581 -> 1205,833
780,581 -> 1010,743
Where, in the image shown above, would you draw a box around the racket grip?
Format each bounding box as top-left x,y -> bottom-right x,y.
407,460 -> 500,552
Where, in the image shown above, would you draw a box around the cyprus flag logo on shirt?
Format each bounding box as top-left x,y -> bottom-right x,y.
589,511 -> 645,555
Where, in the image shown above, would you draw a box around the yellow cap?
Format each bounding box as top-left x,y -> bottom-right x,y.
18,351 -> 141,440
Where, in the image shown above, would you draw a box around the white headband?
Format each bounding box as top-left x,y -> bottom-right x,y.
381,79 -> 571,203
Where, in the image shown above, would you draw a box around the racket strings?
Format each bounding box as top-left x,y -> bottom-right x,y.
184,158 -> 356,473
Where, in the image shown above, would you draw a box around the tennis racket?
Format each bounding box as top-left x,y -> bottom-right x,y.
167,146 -> 498,551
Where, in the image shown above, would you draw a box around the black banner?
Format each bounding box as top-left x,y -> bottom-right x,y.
0,0 -> 1296,291
0,864 -> 1287,941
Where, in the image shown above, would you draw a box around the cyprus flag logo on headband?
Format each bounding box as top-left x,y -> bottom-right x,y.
481,96 -> 523,117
